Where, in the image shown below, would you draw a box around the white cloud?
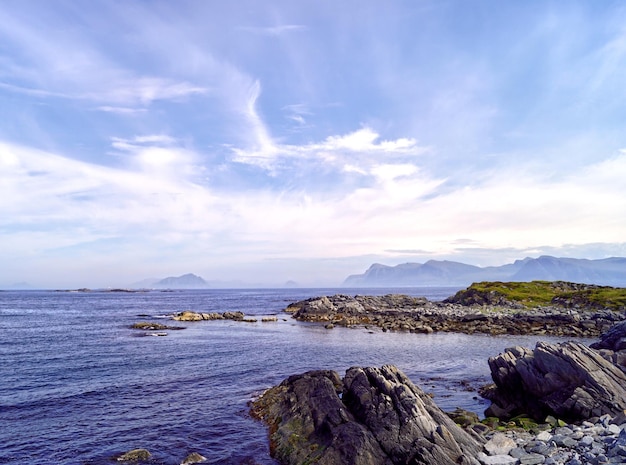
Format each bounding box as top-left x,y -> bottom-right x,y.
231,126 -> 428,173
323,128 -> 417,152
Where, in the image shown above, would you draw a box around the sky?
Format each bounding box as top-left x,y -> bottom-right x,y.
1,1 -> 626,288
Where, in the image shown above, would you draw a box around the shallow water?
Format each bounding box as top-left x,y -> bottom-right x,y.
0,288 -> 590,464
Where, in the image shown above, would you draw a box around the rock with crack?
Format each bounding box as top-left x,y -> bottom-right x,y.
483,341 -> 626,421
251,365 -> 483,465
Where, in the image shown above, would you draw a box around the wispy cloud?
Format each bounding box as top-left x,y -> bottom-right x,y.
239,24 -> 307,36
231,125 -> 428,173
95,106 -> 148,115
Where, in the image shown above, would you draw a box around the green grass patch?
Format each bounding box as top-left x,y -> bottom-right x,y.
467,281 -> 556,307
454,280 -> 626,310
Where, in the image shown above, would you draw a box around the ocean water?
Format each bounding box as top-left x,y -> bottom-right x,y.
0,288 -> 590,465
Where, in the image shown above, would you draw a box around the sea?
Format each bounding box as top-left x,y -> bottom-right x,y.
0,287 -> 592,465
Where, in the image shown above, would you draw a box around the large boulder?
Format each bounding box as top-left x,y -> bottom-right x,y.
483,341 -> 626,422
251,365 -> 483,465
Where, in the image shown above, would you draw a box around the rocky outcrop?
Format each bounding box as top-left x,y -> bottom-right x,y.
172,310 -> 245,321
285,294 -> 625,337
482,341 -> 626,422
130,322 -> 185,331
251,365 -> 483,465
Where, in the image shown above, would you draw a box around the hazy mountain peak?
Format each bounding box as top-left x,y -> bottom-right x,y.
343,256 -> 626,287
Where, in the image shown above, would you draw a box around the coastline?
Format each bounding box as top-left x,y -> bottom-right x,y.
248,283 -> 626,465
284,293 -> 625,338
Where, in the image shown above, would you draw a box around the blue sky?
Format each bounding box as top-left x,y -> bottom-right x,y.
1,1 -> 626,288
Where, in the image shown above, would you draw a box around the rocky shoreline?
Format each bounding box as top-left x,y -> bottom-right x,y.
249,283 -> 626,464
251,363 -> 626,465
285,294 -> 625,338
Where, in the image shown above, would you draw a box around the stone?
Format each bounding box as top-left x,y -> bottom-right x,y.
251,365 -> 483,465
223,311 -> 245,320
477,452 -> 519,465
116,448 -> 151,461
173,310 -> 203,321
609,411 -> 626,426
448,407 -> 480,427
580,435 -> 595,447
201,313 -> 224,320
509,447 -> 527,459
606,424 -> 622,435
484,432 -> 517,456
535,431 -> 552,442
518,453 -> 545,465
552,434 -> 578,448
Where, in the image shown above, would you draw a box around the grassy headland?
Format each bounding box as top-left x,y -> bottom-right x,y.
444,280 -> 626,310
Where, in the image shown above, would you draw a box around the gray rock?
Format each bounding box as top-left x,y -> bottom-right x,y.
529,443 -> 556,456
606,424 -> 622,435
485,433 -> 517,456
477,452 -> 519,465
552,434 -> 578,448
509,447 -> 527,459
535,431 -> 552,442
484,342 -> 626,422
251,365 -> 483,465
579,435 -> 595,447
518,453 -> 545,465
591,322 -> 626,351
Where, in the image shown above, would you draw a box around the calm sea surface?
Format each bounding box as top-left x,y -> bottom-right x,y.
0,288 -> 590,465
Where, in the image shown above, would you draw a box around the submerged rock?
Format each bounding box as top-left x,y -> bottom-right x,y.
180,452 -> 207,464
116,448 -> 151,461
251,365 -> 483,465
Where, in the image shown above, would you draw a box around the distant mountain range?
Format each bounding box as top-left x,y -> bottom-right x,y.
343,256 -> 626,287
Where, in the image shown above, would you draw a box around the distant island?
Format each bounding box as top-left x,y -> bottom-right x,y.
343,255 -> 626,287
133,273 -> 210,289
